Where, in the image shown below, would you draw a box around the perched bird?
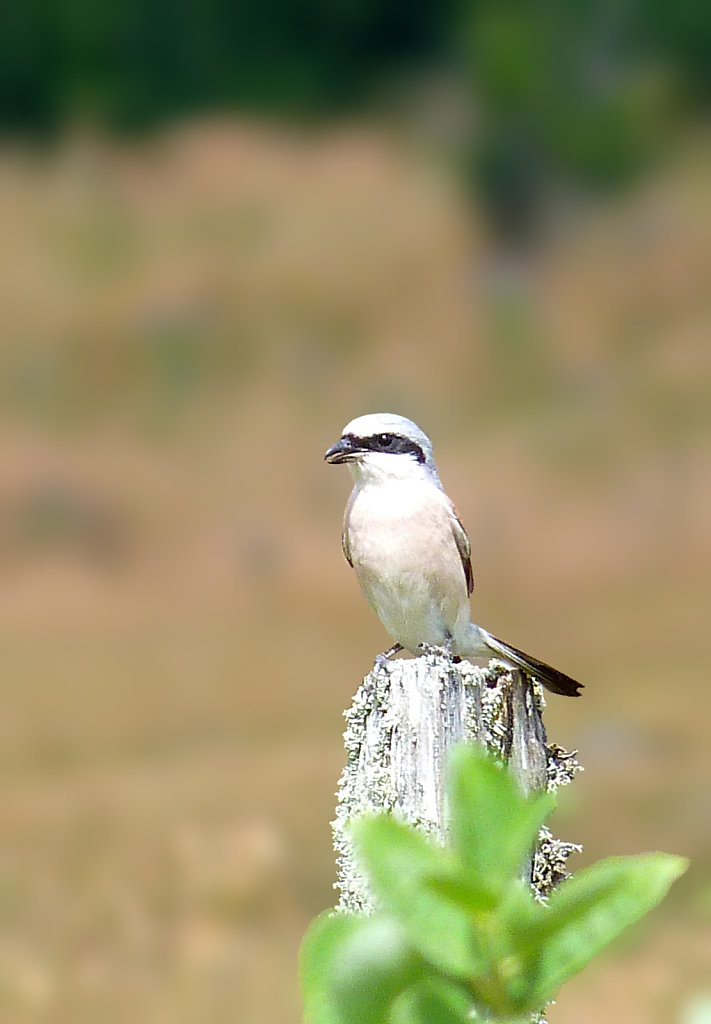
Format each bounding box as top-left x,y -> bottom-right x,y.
324,413 -> 582,697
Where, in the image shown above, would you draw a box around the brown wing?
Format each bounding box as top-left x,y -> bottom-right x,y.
341,525 -> 353,567
451,507 -> 474,595
341,492 -> 355,568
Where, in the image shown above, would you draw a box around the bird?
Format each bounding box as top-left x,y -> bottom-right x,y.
324,412 -> 583,697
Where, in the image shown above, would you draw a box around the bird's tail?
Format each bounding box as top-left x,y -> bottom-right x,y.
479,627 -> 583,697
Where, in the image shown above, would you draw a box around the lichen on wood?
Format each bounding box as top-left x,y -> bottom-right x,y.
332,648 -> 581,913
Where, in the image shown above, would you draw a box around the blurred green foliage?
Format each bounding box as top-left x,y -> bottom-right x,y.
1,0 -> 708,132
1,0 -> 708,237
460,0 -> 674,237
0,0 -> 453,131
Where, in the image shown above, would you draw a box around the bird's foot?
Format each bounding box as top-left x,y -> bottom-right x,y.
374,643 -> 403,669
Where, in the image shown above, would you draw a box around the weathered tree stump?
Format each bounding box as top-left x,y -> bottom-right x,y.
333,648 -> 581,913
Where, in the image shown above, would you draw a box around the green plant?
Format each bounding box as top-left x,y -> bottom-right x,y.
300,744 -> 687,1024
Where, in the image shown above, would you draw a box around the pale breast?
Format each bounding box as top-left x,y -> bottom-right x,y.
347,482 -> 450,570
345,481 -> 470,649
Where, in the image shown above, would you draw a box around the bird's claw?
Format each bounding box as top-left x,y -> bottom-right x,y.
374,642 -> 403,670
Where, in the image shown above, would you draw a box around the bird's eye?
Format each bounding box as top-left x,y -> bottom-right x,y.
375,433 -> 393,448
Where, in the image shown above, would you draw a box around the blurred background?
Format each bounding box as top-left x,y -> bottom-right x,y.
0,1 -> 710,1021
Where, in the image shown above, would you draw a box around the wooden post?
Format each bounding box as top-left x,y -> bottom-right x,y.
333,648 -> 581,913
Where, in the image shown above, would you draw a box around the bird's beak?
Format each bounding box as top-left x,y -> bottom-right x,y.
324,436 -> 359,464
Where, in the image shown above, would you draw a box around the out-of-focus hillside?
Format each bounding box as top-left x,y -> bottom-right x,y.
0,122 -> 709,1023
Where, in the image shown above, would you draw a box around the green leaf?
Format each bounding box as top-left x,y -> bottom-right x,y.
329,915 -> 423,1024
352,815 -> 479,978
422,873 -> 498,914
300,911 -> 363,1024
447,745 -> 555,898
390,978 -> 475,1024
682,995 -> 711,1024
521,852 -> 689,1005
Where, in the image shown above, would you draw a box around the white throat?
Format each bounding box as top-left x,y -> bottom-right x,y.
349,453 -> 442,489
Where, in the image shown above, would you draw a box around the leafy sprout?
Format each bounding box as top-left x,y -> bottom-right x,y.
300,744 -> 687,1024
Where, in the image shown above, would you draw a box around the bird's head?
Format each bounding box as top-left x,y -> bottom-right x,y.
324,413 -> 441,485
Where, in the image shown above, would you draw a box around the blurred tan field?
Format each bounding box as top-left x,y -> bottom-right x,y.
0,121 -> 710,1023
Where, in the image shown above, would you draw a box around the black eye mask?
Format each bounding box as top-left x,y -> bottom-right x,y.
344,432 -> 426,464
